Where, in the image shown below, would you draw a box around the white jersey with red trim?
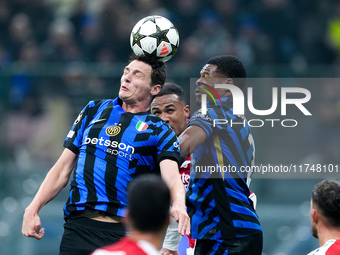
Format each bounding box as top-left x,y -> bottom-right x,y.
308,239 -> 340,255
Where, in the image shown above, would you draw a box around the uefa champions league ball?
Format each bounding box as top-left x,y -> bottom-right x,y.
130,15 -> 179,62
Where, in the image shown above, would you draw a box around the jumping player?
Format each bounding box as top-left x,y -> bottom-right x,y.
178,55 -> 263,255
22,54 -> 189,255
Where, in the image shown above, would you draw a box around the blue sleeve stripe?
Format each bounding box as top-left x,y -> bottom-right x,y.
232,220 -> 262,231
189,121 -> 211,137
239,126 -> 249,140
230,203 -> 259,219
210,230 -> 222,241
227,127 -> 248,167
196,219 -> 218,238
225,187 -> 249,203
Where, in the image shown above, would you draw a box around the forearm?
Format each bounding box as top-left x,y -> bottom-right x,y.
178,126 -> 206,163
26,149 -> 75,213
27,167 -> 69,213
160,160 -> 185,206
160,159 -> 190,235
169,178 -> 186,209
22,149 -> 76,239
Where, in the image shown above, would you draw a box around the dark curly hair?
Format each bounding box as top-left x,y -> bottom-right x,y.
312,180 -> 340,227
206,55 -> 247,89
155,82 -> 187,104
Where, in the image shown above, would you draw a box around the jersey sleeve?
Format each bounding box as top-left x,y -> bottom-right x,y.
188,109 -> 215,139
64,101 -> 97,154
156,122 -> 181,166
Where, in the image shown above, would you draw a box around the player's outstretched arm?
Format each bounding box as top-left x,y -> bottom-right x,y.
178,125 -> 207,161
22,148 -> 76,239
160,159 -> 190,236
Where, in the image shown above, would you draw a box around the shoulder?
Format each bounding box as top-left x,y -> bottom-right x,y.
137,113 -> 173,131
83,99 -> 114,112
308,240 -> 339,255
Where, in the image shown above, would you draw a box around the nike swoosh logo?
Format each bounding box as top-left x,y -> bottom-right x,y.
91,119 -> 106,124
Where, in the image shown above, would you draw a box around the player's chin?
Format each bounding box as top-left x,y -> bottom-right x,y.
119,91 -> 129,100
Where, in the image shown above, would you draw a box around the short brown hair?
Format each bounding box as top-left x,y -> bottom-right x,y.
129,54 -> 166,87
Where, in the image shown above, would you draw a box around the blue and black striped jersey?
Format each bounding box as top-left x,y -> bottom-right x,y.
63,98 -> 181,218
187,96 -> 262,240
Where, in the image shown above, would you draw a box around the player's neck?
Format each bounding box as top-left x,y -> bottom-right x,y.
317,225 -> 340,246
128,229 -> 163,250
122,101 -> 150,113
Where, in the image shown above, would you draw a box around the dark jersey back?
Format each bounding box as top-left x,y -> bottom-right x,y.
63,98 -> 180,218
187,96 -> 262,240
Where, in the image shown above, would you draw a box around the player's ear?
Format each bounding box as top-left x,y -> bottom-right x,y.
311,208 -> 319,223
184,105 -> 190,118
226,78 -> 234,85
151,84 -> 161,96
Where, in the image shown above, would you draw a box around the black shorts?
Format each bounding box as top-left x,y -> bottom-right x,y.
59,217 -> 126,255
194,233 -> 263,255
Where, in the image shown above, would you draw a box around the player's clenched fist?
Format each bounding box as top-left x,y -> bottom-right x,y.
22,208 -> 45,240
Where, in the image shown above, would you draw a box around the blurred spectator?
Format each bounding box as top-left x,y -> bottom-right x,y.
79,16 -> 104,61
175,36 -> 203,64
212,0 -> 238,36
0,0 -> 11,47
315,80 -> 340,130
42,17 -> 83,62
6,91 -> 44,165
8,13 -> 33,60
326,1 -> 340,63
22,0 -> 54,43
172,0 -> 201,38
0,43 -> 11,65
190,10 -> 232,61
257,0 -> 299,64
62,62 -> 90,119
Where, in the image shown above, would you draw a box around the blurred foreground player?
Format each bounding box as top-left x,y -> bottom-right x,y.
151,83 -> 194,255
178,55 -> 263,255
308,180 -> 340,255
91,174 -> 171,255
22,54 -> 189,255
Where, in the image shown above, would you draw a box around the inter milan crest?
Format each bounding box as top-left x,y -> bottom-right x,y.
106,124 -> 121,136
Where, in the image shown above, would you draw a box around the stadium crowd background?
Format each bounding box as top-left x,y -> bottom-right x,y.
0,0 -> 340,254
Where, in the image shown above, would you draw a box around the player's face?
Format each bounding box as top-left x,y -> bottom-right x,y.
151,94 -> 189,136
119,60 -> 158,105
195,64 -> 230,104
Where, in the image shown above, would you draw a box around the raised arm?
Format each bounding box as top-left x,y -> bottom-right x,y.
22,148 -> 76,239
177,125 -> 207,161
160,159 -> 190,236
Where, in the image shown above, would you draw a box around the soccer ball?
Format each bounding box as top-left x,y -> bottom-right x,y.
130,15 -> 179,62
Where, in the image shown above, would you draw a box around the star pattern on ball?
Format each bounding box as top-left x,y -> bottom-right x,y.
130,15 -> 179,62
150,25 -> 170,45
131,26 -> 147,47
